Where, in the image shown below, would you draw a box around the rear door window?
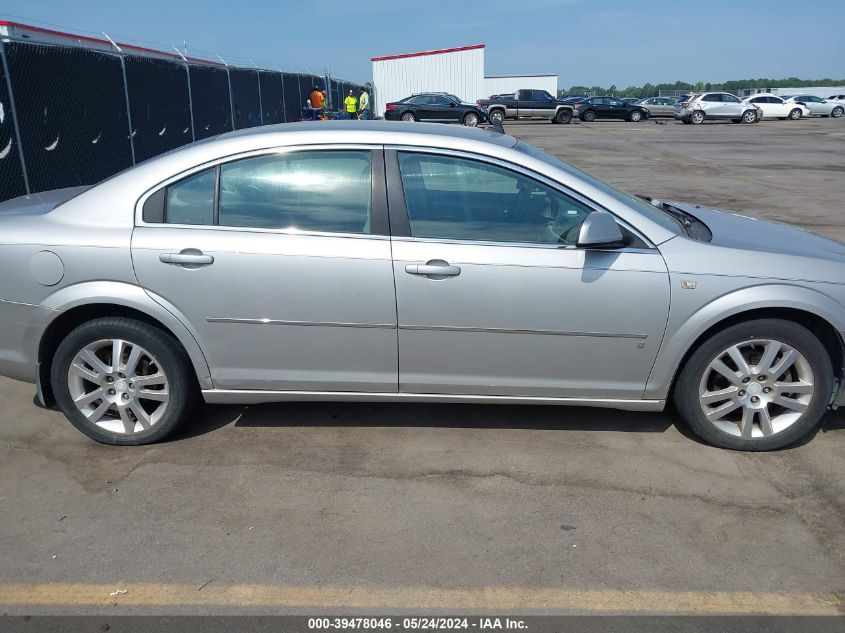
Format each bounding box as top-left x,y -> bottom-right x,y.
165,168 -> 215,225
218,151 -> 372,233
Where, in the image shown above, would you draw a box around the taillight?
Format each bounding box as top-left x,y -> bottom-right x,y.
386,104 -> 395,111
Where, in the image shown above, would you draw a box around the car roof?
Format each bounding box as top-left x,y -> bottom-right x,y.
206,120 -> 514,147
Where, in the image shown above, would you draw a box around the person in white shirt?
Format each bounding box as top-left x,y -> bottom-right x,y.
358,87 -> 370,120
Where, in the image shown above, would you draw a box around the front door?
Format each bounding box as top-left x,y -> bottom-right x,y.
132,147 -> 398,393
387,150 -> 671,400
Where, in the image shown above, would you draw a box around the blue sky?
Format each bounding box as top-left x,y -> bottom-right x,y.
3,0 -> 844,87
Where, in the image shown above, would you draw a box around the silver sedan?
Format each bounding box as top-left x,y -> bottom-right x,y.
1,121 -> 843,450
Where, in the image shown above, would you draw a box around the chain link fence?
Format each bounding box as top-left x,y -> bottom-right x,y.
0,35 -> 365,202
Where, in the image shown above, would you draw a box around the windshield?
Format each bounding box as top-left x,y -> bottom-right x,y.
514,141 -> 681,234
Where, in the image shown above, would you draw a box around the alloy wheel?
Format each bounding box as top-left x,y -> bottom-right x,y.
66,338 -> 170,435
698,339 -> 814,439
464,113 -> 479,127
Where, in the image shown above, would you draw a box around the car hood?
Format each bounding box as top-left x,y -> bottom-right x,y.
667,200 -> 845,264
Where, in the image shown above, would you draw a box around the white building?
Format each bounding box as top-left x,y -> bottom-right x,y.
371,44 -> 558,117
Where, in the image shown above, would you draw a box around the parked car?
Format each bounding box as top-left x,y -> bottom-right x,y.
783,95 -> 844,118
1,121 -> 844,450
743,94 -> 810,120
674,93 -> 760,124
477,89 -> 575,124
572,96 -> 650,122
385,93 -> 487,126
635,97 -> 677,118
827,94 -> 845,103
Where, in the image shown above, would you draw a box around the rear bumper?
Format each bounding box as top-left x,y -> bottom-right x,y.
0,299 -> 52,384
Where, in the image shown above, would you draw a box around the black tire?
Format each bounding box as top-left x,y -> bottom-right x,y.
681,118 -> 691,125
51,317 -> 197,445
673,319 -> 833,451
690,110 -> 705,124
581,110 -> 596,122
742,109 -> 757,123
462,112 -> 479,127
400,112 -> 416,122
789,108 -> 802,120
832,106 -> 844,118
555,109 -> 572,124
629,110 -> 643,122
488,109 -> 504,125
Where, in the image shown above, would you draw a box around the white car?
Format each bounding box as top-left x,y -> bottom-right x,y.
784,95 -> 844,118
743,94 -> 810,120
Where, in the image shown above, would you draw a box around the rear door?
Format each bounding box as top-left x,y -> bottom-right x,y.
132,146 -> 398,393
386,149 -> 670,400
590,97 -> 609,117
721,93 -> 743,118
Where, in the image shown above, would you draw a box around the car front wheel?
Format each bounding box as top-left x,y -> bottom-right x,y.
463,112 -> 479,127
789,108 -> 802,120
742,109 -> 758,123
51,317 -> 197,445
832,106 -> 844,118
629,110 -> 643,122
673,319 -> 833,450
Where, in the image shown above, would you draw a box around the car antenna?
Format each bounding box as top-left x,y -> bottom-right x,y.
490,119 -> 505,135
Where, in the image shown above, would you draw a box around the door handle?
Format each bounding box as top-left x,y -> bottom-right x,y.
405,262 -> 461,277
159,251 -> 214,266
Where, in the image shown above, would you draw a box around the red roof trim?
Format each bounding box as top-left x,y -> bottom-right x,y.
0,20 -> 224,67
371,44 -> 484,62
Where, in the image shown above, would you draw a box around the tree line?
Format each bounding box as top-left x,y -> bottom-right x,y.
559,78 -> 845,98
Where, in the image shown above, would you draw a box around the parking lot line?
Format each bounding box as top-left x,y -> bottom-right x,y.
0,584 -> 841,614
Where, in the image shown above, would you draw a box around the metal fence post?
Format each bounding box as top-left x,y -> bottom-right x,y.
217,55 -> 235,131
185,64 -> 196,142
172,46 -> 195,142
117,55 -> 136,165
0,39 -> 31,194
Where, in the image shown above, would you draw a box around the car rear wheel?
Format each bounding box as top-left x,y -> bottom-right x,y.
463,112 -> 479,127
674,319 -> 833,451
400,112 -> 417,122
832,106 -> 844,118
51,317 -> 197,445
555,109 -> 572,124
629,110 -> 643,122
789,108 -> 802,120
690,110 -> 705,124
742,109 -> 757,123
488,109 -> 504,124
581,110 -> 596,122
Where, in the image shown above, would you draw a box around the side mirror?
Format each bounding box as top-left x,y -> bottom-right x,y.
449,102 -> 456,107
577,211 -> 625,249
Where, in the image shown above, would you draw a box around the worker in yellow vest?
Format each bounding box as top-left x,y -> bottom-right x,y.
344,90 -> 358,120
